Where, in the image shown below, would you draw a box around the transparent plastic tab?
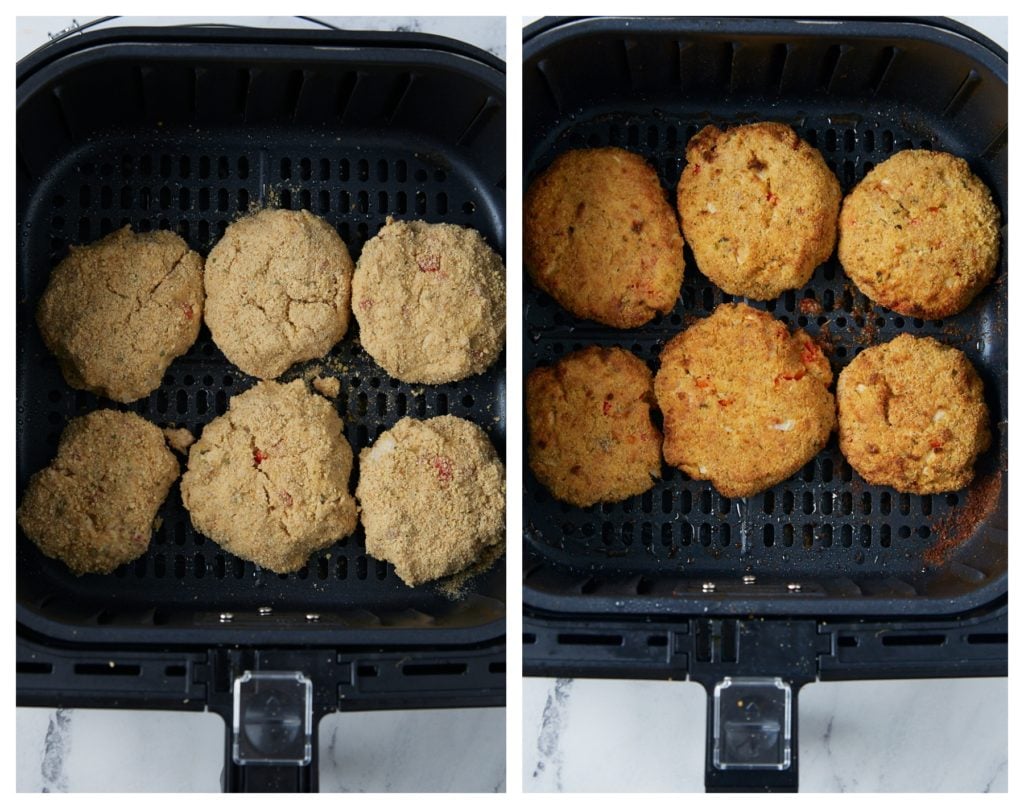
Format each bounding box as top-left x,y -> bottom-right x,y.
232,671 -> 313,766
712,677 -> 792,770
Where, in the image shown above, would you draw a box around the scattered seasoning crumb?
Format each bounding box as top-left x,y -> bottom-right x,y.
163,427 -> 195,454
312,376 -> 340,398
798,297 -> 823,316
300,364 -> 324,382
815,322 -> 835,357
859,317 -> 879,346
925,469 -> 1003,565
436,542 -> 505,601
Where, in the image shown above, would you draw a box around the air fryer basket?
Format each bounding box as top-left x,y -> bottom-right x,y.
17,25 -> 505,792
523,16 -> 1007,616
522,17 -> 1006,791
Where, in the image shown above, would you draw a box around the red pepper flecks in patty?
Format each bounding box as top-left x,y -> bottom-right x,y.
182,302 -> 194,320
775,368 -> 806,384
253,447 -> 267,467
602,400 -> 612,415
801,340 -> 820,364
430,455 -> 454,483
417,254 -> 441,273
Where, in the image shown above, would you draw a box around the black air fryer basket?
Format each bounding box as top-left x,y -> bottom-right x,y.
17,23 -> 506,792
523,16 -> 1006,792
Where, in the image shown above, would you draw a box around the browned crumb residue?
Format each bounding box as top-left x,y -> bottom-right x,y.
312,376 -> 340,398
163,427 -> 195,454
925,469 -> 1003,565
815,322 -> 835,357
798,297 -> 824,316
847,298 -> 880,347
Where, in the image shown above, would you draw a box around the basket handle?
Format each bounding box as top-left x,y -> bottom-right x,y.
223,670 -> 318,793
701,676 -> 802,792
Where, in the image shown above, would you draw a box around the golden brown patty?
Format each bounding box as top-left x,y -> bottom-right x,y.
837,334 -> 991,494
204,208 -> 353,379
180,379 -> 358,573
654,303 -> 836,497
527,346 -> 662,507
677,122 -> 840,299
17,410 -> 179,575
524,147 -> 684,328
352,218 -> 505,384
838,150 -> 1000,318
37,226 -> 204,403
357,416 -> 505,587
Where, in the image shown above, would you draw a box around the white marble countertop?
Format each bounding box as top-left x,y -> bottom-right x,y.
19,705 -> 506,793
15,14 -> 505,795
523,677 -> 1007,792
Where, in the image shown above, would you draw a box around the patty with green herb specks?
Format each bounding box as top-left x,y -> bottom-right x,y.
17,410 -> 179,575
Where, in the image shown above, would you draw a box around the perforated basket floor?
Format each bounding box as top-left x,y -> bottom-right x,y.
18,57 -> 506,643
523,20 -> 1007,617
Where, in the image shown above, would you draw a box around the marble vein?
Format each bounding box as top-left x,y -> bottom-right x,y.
532,677 -> 573,790
983,759 -> 1007,793
40,709 -> 72,793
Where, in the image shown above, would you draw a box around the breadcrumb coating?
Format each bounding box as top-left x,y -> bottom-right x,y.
357,416 -> 505,586
37,226 -> 204,402
17,410 -> 179,574
181,379 -> 358,573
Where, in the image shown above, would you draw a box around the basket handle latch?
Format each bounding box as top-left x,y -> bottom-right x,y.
225,670 -> 316,792
703,676 -> 800,792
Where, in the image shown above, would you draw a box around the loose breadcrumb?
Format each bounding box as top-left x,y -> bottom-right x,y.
163,426 -> 195,454
311,375 -> 340,398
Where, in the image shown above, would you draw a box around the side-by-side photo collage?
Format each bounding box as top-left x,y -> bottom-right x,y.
13,13 -> 1009,796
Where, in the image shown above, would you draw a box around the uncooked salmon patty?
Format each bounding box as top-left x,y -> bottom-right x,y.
180,379 -> 358,573
17,410 -> 179,574
204,208 -> 354,379
352,218 -> 505,384
356,416 -> 505,587
37,226 -> 204,403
